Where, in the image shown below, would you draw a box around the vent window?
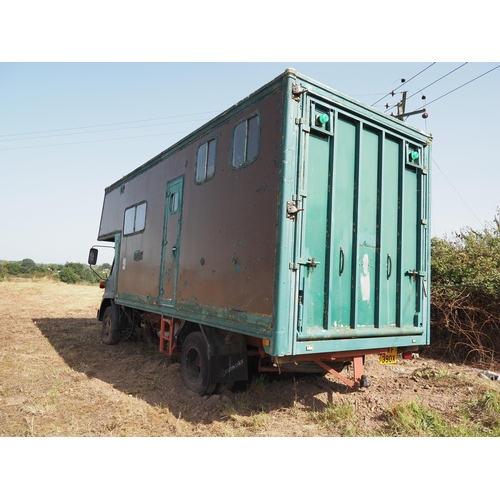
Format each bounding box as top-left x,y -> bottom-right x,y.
232,114 -> 260,169
195,138 -> 216,184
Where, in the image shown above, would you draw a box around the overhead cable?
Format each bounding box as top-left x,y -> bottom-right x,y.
433,159 -> 486,230
0,110 -> 222,139
384,63 -> 469,113
371,62 -> 436,106
424,64 -> 500,107
0,130 -> 192,151
0,117 -> 213,143
406,62 -> 468,101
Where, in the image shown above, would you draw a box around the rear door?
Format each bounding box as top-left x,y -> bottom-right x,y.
295,95 -> 429,340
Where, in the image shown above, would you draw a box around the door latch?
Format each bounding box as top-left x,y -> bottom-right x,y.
299,257 -> 320,269
289,257 -> 320,271
405,269 -> 426,281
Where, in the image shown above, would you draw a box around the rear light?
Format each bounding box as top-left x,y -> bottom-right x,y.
99,281 -> 106,289
402,352 -> 413,360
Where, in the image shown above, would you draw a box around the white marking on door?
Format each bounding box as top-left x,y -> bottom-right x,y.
360,253 -> 370,301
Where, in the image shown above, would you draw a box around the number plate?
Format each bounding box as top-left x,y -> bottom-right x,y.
380,347 -> 398,365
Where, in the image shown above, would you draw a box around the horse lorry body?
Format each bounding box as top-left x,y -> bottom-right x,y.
89,69 -> 432,394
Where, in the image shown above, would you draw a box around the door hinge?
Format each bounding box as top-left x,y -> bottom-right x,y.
295,118 -> 304,125
292,83 -> 308,101
286,201 -> 304,219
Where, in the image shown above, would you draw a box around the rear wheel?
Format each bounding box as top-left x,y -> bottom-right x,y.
180,331 -> 215,396
101,306 -> 121,345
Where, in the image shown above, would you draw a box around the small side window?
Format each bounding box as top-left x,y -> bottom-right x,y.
124,207 -> 136,235
135,203 -> 146,232
195,138 -> 216,184
232,114 -> 260,169
123,201 -> 147,236
169,192 -> 179,214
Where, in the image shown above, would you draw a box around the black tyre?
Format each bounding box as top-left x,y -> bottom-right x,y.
101,306 -> 122,345
180,331 -> 215,396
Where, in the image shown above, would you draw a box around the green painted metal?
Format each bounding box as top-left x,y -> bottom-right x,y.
378,135 -> 399,328
299,132 -> 330,331
97,69 -> 432,360
291,85 -> 431,355
330,116 -> 356,329
356,126 -> 378,327
159,175 -> 184,306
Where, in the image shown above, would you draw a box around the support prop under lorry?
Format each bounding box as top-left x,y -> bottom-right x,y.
89,69 -> 431,395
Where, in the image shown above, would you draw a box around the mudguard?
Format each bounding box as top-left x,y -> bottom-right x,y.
199,326 -> 248,384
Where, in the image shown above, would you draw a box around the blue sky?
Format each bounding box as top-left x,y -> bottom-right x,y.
1,61 -> 500,264
0,61 -> 500,263
1,3 -> 499,265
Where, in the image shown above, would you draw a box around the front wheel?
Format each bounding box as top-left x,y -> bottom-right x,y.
101,306 -> 122,345
180,331 -> 215,396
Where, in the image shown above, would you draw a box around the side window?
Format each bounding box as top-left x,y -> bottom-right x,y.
123,201 -> 147,236
195,138 -> 216,184
169,191 -> 179,214
232,114 -> 260,169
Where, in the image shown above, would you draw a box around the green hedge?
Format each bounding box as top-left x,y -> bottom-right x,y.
430,209 -> 500,367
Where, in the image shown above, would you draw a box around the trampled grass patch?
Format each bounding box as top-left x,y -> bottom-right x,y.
2,279 -> 499,437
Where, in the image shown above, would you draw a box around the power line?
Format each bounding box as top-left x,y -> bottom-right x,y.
0,110 -> 222,139
424,64 -> 500,107
384,63 -> 498,116
0,130 -> 193,151
384,63 -> 469,113
0,117 -> 212,143
406,62 -> 468,101
433,158 -> 485,230
371,62 -> 436,106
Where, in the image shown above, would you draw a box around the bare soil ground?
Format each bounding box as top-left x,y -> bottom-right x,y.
1,279 -> 498,437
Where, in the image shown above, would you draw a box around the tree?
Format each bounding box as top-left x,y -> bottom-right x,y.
3,261 -> 21,275
59,266 -> 79,284
20,258 -> 37,272
58,262 -> 100,284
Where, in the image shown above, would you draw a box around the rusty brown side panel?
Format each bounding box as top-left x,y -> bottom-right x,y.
98,86 -> 284,320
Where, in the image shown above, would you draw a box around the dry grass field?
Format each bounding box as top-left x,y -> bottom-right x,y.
1,279 -> 500,438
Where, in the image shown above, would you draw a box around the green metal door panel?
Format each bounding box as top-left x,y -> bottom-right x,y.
356,127 -> 379,327
378,136 -> 400,327
294,94 -> 428,344
401,166 -> 419,326
329,116 -> 356,329
159,176 -> 184,305
301,132 -> 330,330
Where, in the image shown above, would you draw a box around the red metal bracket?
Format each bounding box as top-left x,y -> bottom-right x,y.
159,316 -> 180,356
315,356 -> 365,389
